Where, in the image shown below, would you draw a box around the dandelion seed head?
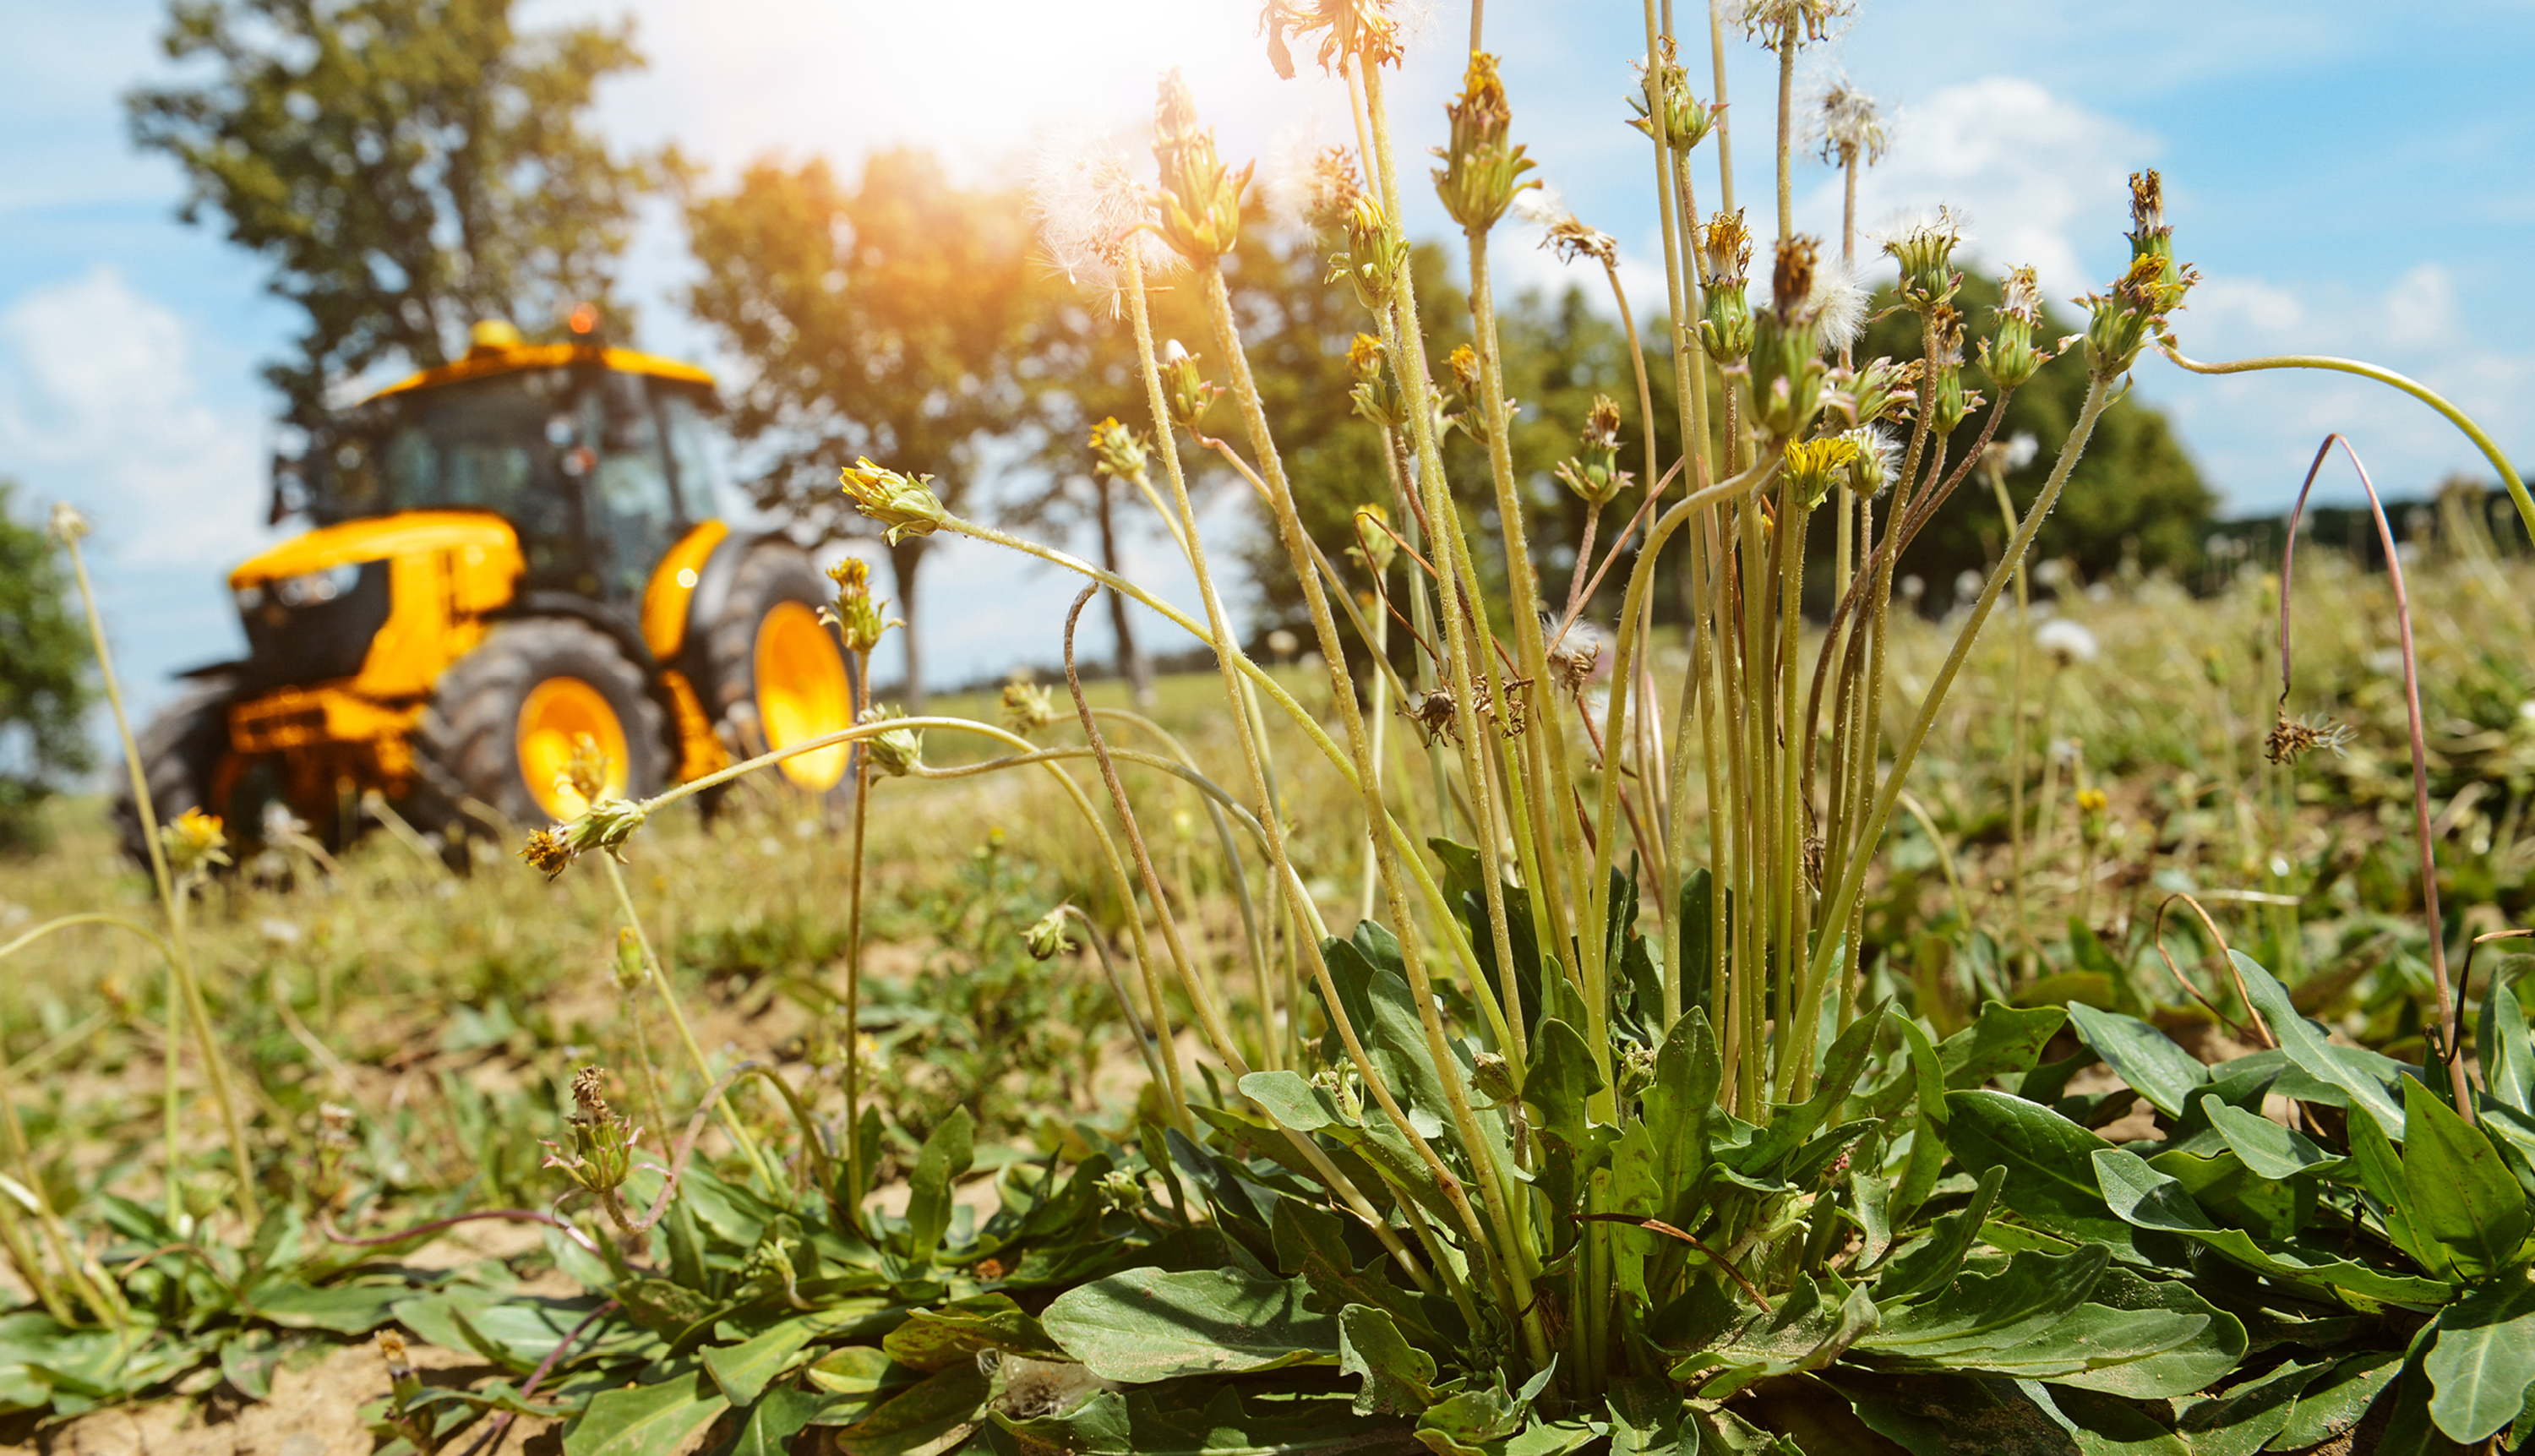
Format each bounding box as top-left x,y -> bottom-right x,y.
1027,125 -> 1174,312
2034,617 -> 2099,666
1810,262 -> 1867,352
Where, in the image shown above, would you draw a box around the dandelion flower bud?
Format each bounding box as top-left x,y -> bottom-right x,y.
541,1066 -> 641,1197
560,795 -> 650,865
1980,265 -> 2053,390
1088,417 -> 1151,485
1748,236 -> 1834,438
1432,52 -> 1536,233
1694,211 -> 1756,363
613,926 -> 649,992
1882,207 -> 1965,309
821,555 -> 893,655
1470,1051 -> 1517,1105
161,807 -> 231,877
1327,193 -> 1409,313
1152,71 -> 1252,262
1000,679 -> 1058,736
1629,38 -> 1714,154
1552,395 -> 1634,505
1022,905 -> 1076,962
2083,171 -> 2197,379
1159,341 -> 1224,436
859,704 -> 923,778
838,458 -> 946,544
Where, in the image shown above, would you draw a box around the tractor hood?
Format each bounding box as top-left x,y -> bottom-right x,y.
231,510 -> 520,589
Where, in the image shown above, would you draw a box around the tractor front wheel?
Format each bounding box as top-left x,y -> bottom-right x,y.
412,618 -> 668,843
699,545 -> 858,805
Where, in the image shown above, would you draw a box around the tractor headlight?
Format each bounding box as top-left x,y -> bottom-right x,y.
269,562 -> 364,608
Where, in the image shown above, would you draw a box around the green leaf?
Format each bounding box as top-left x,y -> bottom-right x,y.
1042,1268 -> 1338,1383
2425,1276 -> 2535,1444
1860,1246 -> 2107,1364
1939,1003 -> 2069,1088
563,1371 -> 730,1456
2145,1148 -> 2310,1241
1606,1376 -> 1696,1456
1270,1197 -> 1427,1334
1337,1304 -> 1436,1415
2347,1107 -> 2434,1268
243,1279 -> 406,1333
1317,933 -> 1455,1143
1944,1090 -> 2143,1257
1676,1278 -> 1877,1397
2273,1349 -> 2403,1450
2232,950 -> 2409,1138
2020,1382 -> 2190,1455
1829,1369 -> 2082,1455
998,1386 -> 1413,1456
905,1108 -> 977,1266
837,1360 -> 991,1456
2064,1004 -> 2207,1119
2483,962 -> 2535,1116
2174,1357 -> 2326,1456
2401,1077 -> 2532,1283
805,1345 -> 918,1401
1524,1018 -> 1609,1215
2050,1265 -> 2247,1399
1873,1164 -> 2004,1303
2091,1148 -> 2450,1307
881,1295 -> 1065,1372
1890,1016 -> 1948,1228
730,1388 -> 839,1456
2199,1094 -> 2343,1181
704,1314 -> 824,1406
218,1329 -> 288,1403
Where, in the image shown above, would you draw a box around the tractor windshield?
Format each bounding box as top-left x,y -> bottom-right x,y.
315,368 -> 718,604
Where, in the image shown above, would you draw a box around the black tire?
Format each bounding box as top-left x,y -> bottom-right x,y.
410,618 -> 669,837
112,675 -> 243,870
695,543 -> 859,808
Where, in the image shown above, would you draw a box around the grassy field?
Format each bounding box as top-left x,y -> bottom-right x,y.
4,537 -> 2533,1446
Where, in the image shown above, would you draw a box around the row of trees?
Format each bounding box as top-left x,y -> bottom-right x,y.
119,0 -> 2211,710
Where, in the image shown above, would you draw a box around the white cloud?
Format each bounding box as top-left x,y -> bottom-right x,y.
1815,76 -> 2154,302
0,266 -> 270,570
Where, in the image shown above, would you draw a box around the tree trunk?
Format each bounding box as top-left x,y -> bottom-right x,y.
887,536 -> 929,715
1095,480 -> 1155,707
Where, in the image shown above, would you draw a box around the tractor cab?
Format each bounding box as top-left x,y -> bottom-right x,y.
119,319 -> 858,866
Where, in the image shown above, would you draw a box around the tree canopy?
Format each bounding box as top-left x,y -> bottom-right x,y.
0,487 -> 95,854
128,0 -> 662,426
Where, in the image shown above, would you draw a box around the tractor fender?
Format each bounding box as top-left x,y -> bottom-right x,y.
488,593 -> 683,766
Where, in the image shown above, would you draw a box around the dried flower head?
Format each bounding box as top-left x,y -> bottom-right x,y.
1980,264 -> 2055,390
1840,425 -> 1901,499
1028,129 -> 1174,314
521,826 -> 572,880
161,807 -> 231,877
1736,0 -> 1854,49
1543,617 -> 1604,699
1401,687 -> 1464,746
1516,187 -> 1618,269
1260,0 -> 1402,79
47,502 -> 89,543
839,458 -> 946,544
1266,134 -> 1366,235
541,1065 -> 641,1197
1696,210 -> 1757,363
2034,618 -> 2100,667
2265,712 -> 2356,766
1000,679 -> 1059,736
2083,172 -> 2197,378
1813,76 -> 1888,167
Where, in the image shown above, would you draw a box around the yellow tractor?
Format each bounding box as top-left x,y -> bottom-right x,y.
117,319 -> 857,865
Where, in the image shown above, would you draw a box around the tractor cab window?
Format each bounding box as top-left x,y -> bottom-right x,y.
579,373 -> 683,605
333,370 -> 581,586
659,391 -> 721,518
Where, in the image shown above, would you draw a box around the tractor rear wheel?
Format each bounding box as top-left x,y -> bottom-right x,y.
698,545 -> 858,804
412,618 -> 669,840
113,674 -> 243,870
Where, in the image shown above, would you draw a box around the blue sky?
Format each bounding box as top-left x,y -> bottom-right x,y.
3,0 -> 2529,723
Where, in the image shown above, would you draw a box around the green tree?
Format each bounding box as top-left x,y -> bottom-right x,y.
127,0 -> 662,428
682,151 -> 1050,708
0,486 -> 95,854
